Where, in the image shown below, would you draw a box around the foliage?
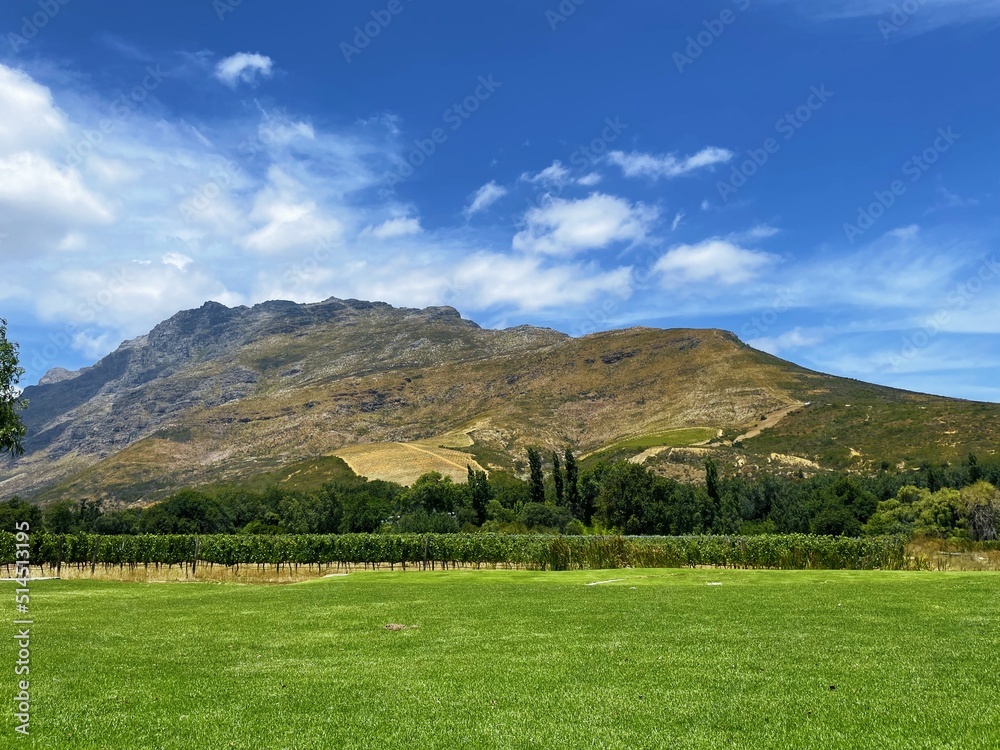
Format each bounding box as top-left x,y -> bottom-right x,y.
0,318 -> 27,456
527,447 -> 545,505
0,531 -> 911,571
960,481 -> 1000,541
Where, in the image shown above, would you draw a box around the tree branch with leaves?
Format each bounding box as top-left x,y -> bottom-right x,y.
0,318 -> 27,457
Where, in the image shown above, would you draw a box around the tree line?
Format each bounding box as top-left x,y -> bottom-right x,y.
1,450 -> 997,541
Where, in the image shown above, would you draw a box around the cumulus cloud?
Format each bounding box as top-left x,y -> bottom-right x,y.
655,239 -> 776,286
606,147 -> 733,180
464,180 -> 507,216
513,193 -> 658,256
0,153 -> 114,226
0,64 -> 67,153
214,52 -> 274,88
243,167 -> 345,253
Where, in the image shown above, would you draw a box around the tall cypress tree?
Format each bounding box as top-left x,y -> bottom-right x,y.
552,451 -> 564,507
927,465 -> 941,493
527,448 -> 545,505
467,465 -> 491,524
969,453 -> 983,484
705,458 -> 722,530
564,448 -> 580,517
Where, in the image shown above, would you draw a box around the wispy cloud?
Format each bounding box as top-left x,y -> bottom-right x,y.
606,147 -> 733,180
764,0 -> 1000,33
464,180 -> 508,216
214,52 -> 274,88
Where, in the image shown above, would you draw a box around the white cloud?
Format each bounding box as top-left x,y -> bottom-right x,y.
162,252 -> 193,270
765,0 -> 1000,31
452,253 -> 632,311
214,52 -> 274,88
513,193 -> 658,256
655,239 -> 776,286
521,161 -> 603,189
0,62 -> 667,379
729,224 -> 781,242
35,260 -> 242,341
243,167 -> 345,253
606,147 -> 733,180
365,217 -> 422,240
0,153 -> 114,251
464,180 -> 508,216
748,327 -> 823,355
520,160 -> 572,188
0,64 -> 67,154
671,211 -> 684,231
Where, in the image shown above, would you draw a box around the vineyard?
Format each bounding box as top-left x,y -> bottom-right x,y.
0,532 -> 914,573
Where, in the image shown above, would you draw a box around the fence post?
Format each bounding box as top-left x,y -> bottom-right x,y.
90,536 -> 101,575
192,536 -> 200,577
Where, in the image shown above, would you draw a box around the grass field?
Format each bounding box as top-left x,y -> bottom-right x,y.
583,427 -> 719,464
5,569 -> 999,748
332,436 -> 487,485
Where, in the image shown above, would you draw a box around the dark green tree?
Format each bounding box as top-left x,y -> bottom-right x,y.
44,500 -> 78,534
704,458 -> 723,527
467,465 -> 491,525
0,497 -> 42,534
968,453 -> 983,484
0,318 -> 27,457
527,448 -> 545,505
705,458 -> 721,504
926,465 -> 941,493
564,448 -> 580,517
551,451 -> 565,507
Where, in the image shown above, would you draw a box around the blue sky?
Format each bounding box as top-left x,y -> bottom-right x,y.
0,0 -> 998,401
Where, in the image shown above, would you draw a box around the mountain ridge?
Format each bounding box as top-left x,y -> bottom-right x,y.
4,297 -> 999,506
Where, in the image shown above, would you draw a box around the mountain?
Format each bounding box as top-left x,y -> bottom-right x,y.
3,297 -> 999,506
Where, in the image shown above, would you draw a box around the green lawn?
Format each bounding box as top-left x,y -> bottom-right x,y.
5,569 -> 1000,748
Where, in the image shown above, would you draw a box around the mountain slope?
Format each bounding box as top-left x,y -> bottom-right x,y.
3,297 -> 999,505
